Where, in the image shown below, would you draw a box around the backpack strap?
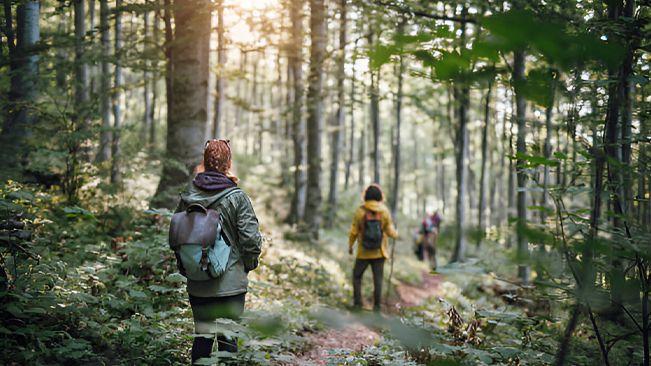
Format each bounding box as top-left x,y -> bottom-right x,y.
206,187 -> 242,245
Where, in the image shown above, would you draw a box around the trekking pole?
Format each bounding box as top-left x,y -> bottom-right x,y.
385,237 -> 396,305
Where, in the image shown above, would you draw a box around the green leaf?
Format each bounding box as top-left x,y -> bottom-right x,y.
24,307 -> 46,314
129,289 -> 147,299
165,273 -> 186,283
493,347 -> 523,360
478,354 -> 493,364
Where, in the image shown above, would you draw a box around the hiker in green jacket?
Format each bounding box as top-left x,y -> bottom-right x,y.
175,139 -> 262,365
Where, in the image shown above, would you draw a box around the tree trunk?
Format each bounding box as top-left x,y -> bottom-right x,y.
477,81 -> 492,249
111,0 -> 123,183
212,0 -> 225,139
303,0 -> 326,239
142,10 -> 152,150
325,0 -> 346,229
56,1 -> 68,89
359,100 -> 366,187
97,0 -> 111,163
514,50 -> 530,284
542,71 -> 556,224
0,0 -> 39,172
154,0 -> 211,207
286,0 -> 307,225
235,49 -> 245,129
150,5 -> 160,154
345,40 -> 358,190
74,0 -> 90,160
368,31 -> 381,185
391,46 -> 404,221
451,84 -> 469,263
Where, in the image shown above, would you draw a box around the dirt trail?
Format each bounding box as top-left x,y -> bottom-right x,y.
299,270 -> 443,365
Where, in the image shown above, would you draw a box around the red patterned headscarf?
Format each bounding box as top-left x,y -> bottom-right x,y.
195,140 -> 239,182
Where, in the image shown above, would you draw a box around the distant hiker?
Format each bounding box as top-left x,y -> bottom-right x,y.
348,183 -> 398,313
412,228 -> 424,261
174,139 -> 262,365
421,211 -> 441,270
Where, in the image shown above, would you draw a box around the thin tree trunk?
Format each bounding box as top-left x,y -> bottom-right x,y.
248,52 -> 259,155
97,0 -> 111,162
368,32 -> 381,185
111,0 -> 123,183
56,1 -> 68,89
212,0 -> 225,139
142,9 -> 152,150
154,0 -> 211,207
451,14 -> 469,264
150,5 -> 160,154
451,84 -> 469,263
359,100 -> 366,187
345,39 -> 358,190
542,71 -> 556,224
477,81 -> 492,249
286,0 -> 307,225
235,49 -> 245,129
74,0 -> 90,160
303,0 -> 326,239
325,0 -> 346,229
391,46 -> 404,221
514,49 -> 530,283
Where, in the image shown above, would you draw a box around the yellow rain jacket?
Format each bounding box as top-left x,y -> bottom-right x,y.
349,200 -> 399,259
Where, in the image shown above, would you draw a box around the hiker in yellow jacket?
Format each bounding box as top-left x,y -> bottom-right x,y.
349,183 -> 398,312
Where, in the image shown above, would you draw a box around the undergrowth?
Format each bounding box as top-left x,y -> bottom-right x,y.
0,173 -> 606,366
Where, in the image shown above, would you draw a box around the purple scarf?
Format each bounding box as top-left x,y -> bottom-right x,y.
193,172 -> 237,191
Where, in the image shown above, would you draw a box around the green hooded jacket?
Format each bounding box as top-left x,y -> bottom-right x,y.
175,180 -> 262,297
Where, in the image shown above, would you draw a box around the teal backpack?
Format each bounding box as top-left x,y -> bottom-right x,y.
168,188 -> 240,281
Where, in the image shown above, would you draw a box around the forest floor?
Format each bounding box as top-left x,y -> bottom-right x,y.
300,271 -> 443,365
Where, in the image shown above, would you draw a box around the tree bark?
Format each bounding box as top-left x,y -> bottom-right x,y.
345,40 -> 358,190
477,81 -> 492,249
285,0 -> 307,225
391,38 -> 404,221
451,84 -> 469,263
142,10 -> 152,150
97,0 -> 111,163
0,0 -> 39,172
325,0 -> 347,229
154,0 -> 211,207
542,70 -> 556,224
111,0 -> 123,183
74,0 -> 90,160
514,49 -> 530,283
303,0 -> 326,239
212,0 -> 225,139
55,1 -> 68,89
150,5 -> 160,154
368,31 -> 381,185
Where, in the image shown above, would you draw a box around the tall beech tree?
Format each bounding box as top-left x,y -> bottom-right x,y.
111,0 -> 123,183
325,0 -> 347,229
285,0 -> 307,225
0,0 -> 39,173
303,0 -> 326,239
154,0 -> 211,206
97,0 -> 111,163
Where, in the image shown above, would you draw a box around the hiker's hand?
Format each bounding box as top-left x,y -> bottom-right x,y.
349,247 -> 353,255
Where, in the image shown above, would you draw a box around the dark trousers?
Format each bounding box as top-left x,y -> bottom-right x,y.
353,257 -> 385,310
189,292 -> 246,365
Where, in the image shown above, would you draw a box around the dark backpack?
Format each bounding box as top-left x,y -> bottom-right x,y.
169,187 -> 240,281
360,207 -> 383,250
